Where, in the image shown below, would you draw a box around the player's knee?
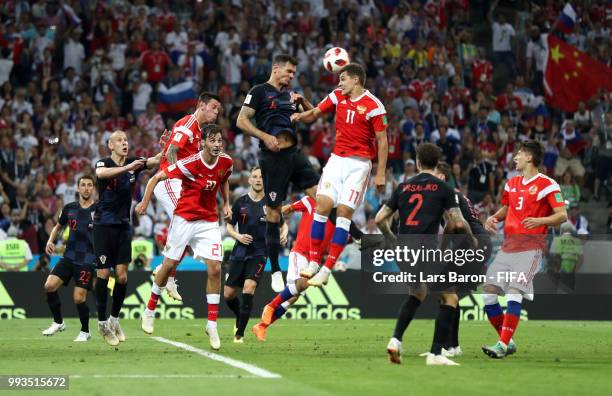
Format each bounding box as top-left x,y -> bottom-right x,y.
483,293 -> 499,305
483,284 -> 502,295
336,205 -> 354,219
207,261 -> 221,277
441,293 -> 458,307
115,272 -> 128,284
43,280 -> 57,293
223,286 -> 236,300
243,280 -> 257,294
265,207 -> 281,222
73,291 -> 87,304
96,269 -> 110,279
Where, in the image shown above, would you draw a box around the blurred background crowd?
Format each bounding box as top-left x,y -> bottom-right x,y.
0,0 -> 610,271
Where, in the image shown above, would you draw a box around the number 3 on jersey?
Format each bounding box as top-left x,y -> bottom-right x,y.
516,196 -> 524,210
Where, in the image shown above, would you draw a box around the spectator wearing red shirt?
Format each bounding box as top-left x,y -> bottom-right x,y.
140,41 -> 171,84
495,83 -> 523,112
472,48 -> 493,89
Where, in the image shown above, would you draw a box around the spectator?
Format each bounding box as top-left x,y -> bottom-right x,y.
397,159 -> 417,183
560,171 -> 581,206
567,202 -> 590,237
468,151 -> 495,204
0,228 -> 32,271
488,0 -> 517,77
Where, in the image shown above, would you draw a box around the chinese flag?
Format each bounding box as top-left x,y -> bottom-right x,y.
544,35 -> 612,113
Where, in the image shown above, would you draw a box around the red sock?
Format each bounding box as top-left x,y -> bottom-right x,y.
207,304 -> 219,322
269,294 -> 283,310
147,292 -> 160,311
309,238 -> 323,266
323,242 -> 345,270
500,313 -> 520,345
488,315 -> 503,336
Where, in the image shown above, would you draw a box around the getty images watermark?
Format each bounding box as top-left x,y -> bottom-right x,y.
360,234 -> 612,295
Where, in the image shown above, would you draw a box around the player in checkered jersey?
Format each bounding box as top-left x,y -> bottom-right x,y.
482,140 -> 567,358
136,124 -> 232,350
291,63 -> 388,287
153,92 -> 222,301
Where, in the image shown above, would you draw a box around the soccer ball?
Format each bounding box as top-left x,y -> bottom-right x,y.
323,47 -> 350,74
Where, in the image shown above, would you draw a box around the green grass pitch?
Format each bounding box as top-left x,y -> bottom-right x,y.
1,319 -> 611,396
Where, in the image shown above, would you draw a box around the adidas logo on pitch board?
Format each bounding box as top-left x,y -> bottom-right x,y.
459,293 -> 528,321
285,275 -> 360,320
114,276 -> 194,320
0,280 -> 26,319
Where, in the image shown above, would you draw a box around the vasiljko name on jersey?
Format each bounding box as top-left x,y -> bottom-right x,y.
284,275 -> 361,320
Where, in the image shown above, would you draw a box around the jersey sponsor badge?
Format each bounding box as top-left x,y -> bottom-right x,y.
96,161 -> 105,168
99,255 -> 106,265
244,94 -> 252,104
554,192 -> 564,203
357,105 -> 367,115
173,133 -> 183,142
382,115 -> 388,125
269,191 -> 277,201
529,185 -> 538,195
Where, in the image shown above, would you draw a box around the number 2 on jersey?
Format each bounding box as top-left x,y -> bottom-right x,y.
405,193 -> 423,226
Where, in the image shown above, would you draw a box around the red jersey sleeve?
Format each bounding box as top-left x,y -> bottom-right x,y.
164,155 -> 198,182
318,90 -> 340,113
169,125 -> 193,149
290,196 -> 314,213
541,182 -> 565,209
371,113 -> 388,132
501,180 -> 511,206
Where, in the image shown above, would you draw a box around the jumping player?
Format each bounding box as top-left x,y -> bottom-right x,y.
291,63 -> 388,287
224,166 -> 288,343
42,175 -> 96,342
237,54 -> 319,293
94,131 -> 160,346
375,143 -> 474,366
481,140 -> 567,358
136,124 -> 232,350
153,92 -> 222,301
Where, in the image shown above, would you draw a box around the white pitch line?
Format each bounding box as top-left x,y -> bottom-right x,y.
151,336 -> 282,379
71,374 -> 256,379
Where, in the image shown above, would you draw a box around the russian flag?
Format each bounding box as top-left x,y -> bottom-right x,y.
554,3 -> 577,34
157,80 -> 197,114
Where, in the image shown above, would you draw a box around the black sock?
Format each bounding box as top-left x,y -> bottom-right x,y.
46,291 -> 62,324
225,296 -> 240,320
430,304 -> 455,355
95,277 -> 109,321
392,295 -> 421,341
266,221 -> 281,273
236,293 -> 254,337
76,302 -> 90,333
446,306 -> 460,348
111,282 -> 127,318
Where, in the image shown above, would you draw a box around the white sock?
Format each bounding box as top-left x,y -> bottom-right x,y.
207,320 -> 217,329
281,301 -> 291,309
206,294 -> 221,304
98,320 -> 107,325
320,266 -> 332,275
151,283 -> 165,295
109,315 -> 118,322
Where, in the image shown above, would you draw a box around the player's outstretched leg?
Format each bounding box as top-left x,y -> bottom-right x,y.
482,292 -> 522,359
387,292 -> 424,364
426,297 -> 460,366
43,276 -> 66,336
205,260 -> 221,350
261,283 -> 300,325
108,264 -> 128,342
309,214 -> 352,287
73,285 -> 91,342
143,258 -> 178,334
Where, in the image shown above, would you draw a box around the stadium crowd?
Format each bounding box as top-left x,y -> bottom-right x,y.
0,0 -> 610,270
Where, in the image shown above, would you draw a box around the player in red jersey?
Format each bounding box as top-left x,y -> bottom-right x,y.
136,124 -> 232,350
482,140 -> 567,358
251,196 -> 362,341
153,92 -> 222,301
291,63 -> 388,287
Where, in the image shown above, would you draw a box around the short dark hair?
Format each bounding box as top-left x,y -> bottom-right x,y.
78,175 -> 95,185
202,124 -> 223,139
416,143 -> 442,170
435,161 -> 452,181
518,140 -> 543,167
198,91 -> 221,104
272,54 -> 298,66
338,63 -> 366,86
249,166 -> 261,174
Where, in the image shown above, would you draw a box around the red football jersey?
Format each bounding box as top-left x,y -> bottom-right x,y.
408,78 -> 435,102
164,152 -> 233,222
318,89 -> 387,160
501,173 -> 565,252
160,114 -> 201,171
290,196 -> 335,258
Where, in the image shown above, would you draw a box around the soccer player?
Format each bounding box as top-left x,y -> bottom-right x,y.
153,92 -> 222,301
375,143 -> 474,366
481,140 -> 567,358
94,130 -> 161,346
42,175 -> 96,342
136,124 -> 232,350
223,166 -> 288,343
237,54 -> 319,293
434,162 -> 493,357
291,63 -> 388,287
252,196 -> 363,341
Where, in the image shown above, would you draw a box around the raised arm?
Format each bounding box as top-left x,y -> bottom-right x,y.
291,107 -> 324,124
96,159 -> 145,180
